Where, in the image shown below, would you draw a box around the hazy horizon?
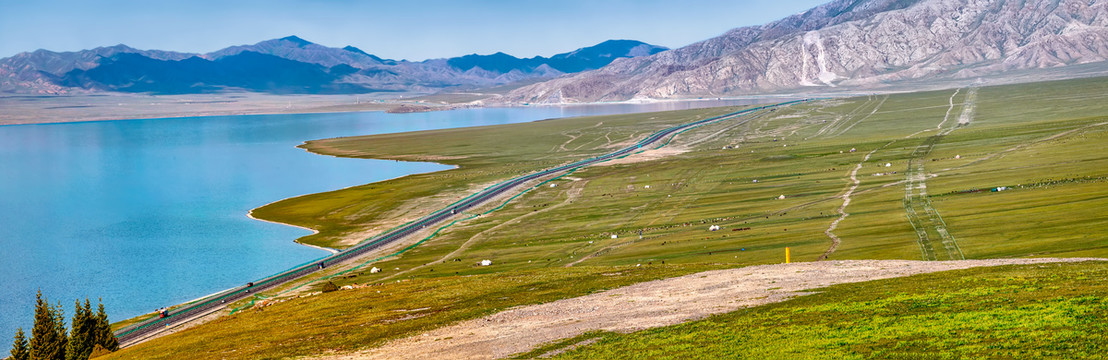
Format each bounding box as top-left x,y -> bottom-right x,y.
0,0 -> 829,60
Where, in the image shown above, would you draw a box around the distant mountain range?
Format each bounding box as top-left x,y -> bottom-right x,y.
5,0 -> 1106,99
0,36 -> 666,95
505,0 -> 1108,103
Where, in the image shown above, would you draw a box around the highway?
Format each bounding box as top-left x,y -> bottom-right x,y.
114,99 -> 808,345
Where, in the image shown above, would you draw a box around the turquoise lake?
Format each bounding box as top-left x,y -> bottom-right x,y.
0,100 -> 762,342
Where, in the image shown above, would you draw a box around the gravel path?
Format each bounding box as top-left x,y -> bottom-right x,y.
312,258 -> 1100,360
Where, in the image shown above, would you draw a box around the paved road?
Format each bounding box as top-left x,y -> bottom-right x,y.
115,99 -> 809,345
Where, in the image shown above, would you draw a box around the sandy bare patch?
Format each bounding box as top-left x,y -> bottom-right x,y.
312,258 -> 1101,360
598,146 -> 689,166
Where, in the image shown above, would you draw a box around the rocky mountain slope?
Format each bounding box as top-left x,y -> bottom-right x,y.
0,36 -> 665,95
0,45 -> 195,94
60,51 -> 364,94
504,0 -> 1108,103
447,40 -> 667,73
206,36 -> 386,68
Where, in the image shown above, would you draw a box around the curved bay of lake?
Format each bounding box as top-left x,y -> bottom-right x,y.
0,100 -> 762,339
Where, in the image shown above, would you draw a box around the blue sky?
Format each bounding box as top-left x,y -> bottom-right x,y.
0,0 -> 830,60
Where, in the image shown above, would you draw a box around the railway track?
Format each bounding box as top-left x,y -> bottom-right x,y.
114,99 -> 811,346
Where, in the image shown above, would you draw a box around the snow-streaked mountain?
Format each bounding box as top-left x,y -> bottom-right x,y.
505,0 -> 1108,103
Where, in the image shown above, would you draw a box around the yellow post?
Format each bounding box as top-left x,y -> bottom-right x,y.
785,247 -> 791,263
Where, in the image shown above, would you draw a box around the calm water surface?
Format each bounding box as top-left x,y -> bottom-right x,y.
0,100 -> 763,342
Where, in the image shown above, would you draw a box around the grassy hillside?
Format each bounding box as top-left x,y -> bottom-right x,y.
105,264 -> 726,359
540,261 -> 1108,359
109,76 -> 1107,358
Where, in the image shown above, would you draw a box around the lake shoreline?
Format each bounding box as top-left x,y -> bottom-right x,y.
0,93 -> 409,126
0,92 -> 822,126
239,100 -> 789,252
3,101 -> 780,341
245,142 -> 462,253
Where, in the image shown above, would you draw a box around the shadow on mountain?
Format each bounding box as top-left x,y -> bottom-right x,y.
60,51 -> 389,94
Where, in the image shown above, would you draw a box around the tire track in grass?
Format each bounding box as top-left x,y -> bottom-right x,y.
824,89 -> 968,260
833,95 -> 888,137
680,111 -> 765,148
568,114 -> 766,266
556,122 -> 604,152
557,132 -> 581,152
957,88 -> 976,125
808,95 -> 874,139
904,88 -> 970,261
822,95 -> 878,137
942,120 -> 1108,172
379,180 -> 589,281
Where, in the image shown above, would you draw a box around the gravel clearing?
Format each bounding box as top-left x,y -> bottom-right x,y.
312,258 -> 1102,360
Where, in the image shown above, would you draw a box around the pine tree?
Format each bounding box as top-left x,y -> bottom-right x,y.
10,327 -> 30,360
29,291 -> 67,360
52,301 -> 69,360
65,299 -> 96,360
93,300 -> 118,352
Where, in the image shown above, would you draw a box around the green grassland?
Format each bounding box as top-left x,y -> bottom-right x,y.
106,264 -> 726,359
543,261 -> 1108,359
109,77 -> 1107,358
260,76 -> 1107,274
251,106 -> 737,249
